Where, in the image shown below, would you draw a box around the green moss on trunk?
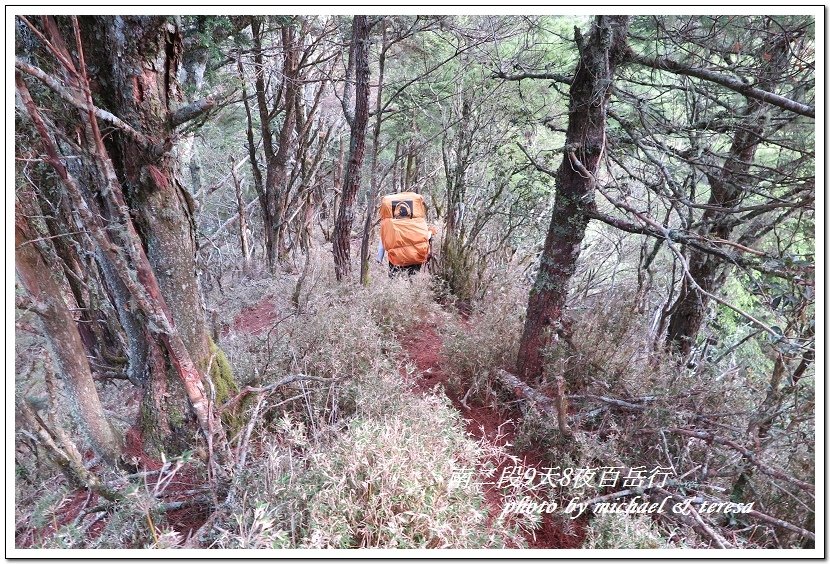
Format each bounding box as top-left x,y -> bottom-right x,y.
208,339 -> 248,435
209,340 -> 237,404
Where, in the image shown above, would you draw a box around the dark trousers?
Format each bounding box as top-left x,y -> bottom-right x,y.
389,263 -> 422,278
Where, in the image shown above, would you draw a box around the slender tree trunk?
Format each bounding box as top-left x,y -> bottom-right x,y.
271,25 -> 300,264
439,95 -> 476,301
249,19 -> 303,269
237,48 -> 266,254
333,15 -> 371,281
360,19 -> 387,285
516,16 -> 630,382
664,109 -> 769,358
665,32 -> 793,360
325,137 -> 346,243
178,19 -> 209,194
392,141 -> 401,193
404,137 -> 417,192
231,156 -> 252,274
31,187 -> 127,374
250,17 -> 280,271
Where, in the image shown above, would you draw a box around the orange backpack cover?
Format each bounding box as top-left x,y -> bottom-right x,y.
379,192 -> 431,267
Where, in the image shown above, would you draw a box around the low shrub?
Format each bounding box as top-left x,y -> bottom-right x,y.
440,284 -> 524,405
584,512 -> 675,549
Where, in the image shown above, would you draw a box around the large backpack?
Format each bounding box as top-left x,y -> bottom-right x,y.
379,192 -> 431,267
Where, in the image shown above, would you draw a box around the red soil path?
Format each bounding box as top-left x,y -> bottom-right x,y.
229,298 -> 280,334
398,321 -> 587,549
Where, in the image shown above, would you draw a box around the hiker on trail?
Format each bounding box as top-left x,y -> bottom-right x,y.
376,192 -> 437,277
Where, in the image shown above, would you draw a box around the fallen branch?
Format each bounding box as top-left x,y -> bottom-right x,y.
568,394 -> 647,411
495,369 -> 558,419
661,428 -> 815,494
743,507 -> 816,540
688,503 -> 731,549
580,488 -> 636,506
652,486 -> 815,542
494,368 -> 572,437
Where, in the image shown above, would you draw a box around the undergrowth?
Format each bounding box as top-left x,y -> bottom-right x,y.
16,258 -> 815,550
202,264 -> 504,549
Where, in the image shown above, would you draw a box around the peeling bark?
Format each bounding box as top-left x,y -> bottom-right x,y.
18,16 -> 229,460
16,200 -> 122,466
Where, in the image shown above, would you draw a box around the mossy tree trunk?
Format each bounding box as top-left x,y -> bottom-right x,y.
516,16 -> 630,382
438,94 -> 477,302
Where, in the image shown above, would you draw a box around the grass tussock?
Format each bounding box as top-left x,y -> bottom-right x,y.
440,283 -> 525,405
301,377 -> 487,548
584,512 -> 676,549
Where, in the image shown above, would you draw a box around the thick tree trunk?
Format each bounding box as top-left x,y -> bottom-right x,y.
516,16 -> 630,382
78,16 -> 227,456
333,16 -> 371,282
18,55 -> 229,465
16,204 -> 122,466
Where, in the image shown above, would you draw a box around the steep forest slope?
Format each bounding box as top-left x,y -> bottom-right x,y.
13,14 -> 817,552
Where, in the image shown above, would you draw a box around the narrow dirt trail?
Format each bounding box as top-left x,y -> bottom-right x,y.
397,320 -> 587,549
228,298 -> 588,548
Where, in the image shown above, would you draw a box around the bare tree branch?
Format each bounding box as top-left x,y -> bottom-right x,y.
15,58 -> 150,146
627,51 -> 815,118
170,85 -> 232,127
493,69 -> 573,84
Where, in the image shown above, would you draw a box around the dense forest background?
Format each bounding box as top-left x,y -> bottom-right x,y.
13,14 -> 817,551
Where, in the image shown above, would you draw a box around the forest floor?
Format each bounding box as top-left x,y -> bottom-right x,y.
17,288 -> 585,549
